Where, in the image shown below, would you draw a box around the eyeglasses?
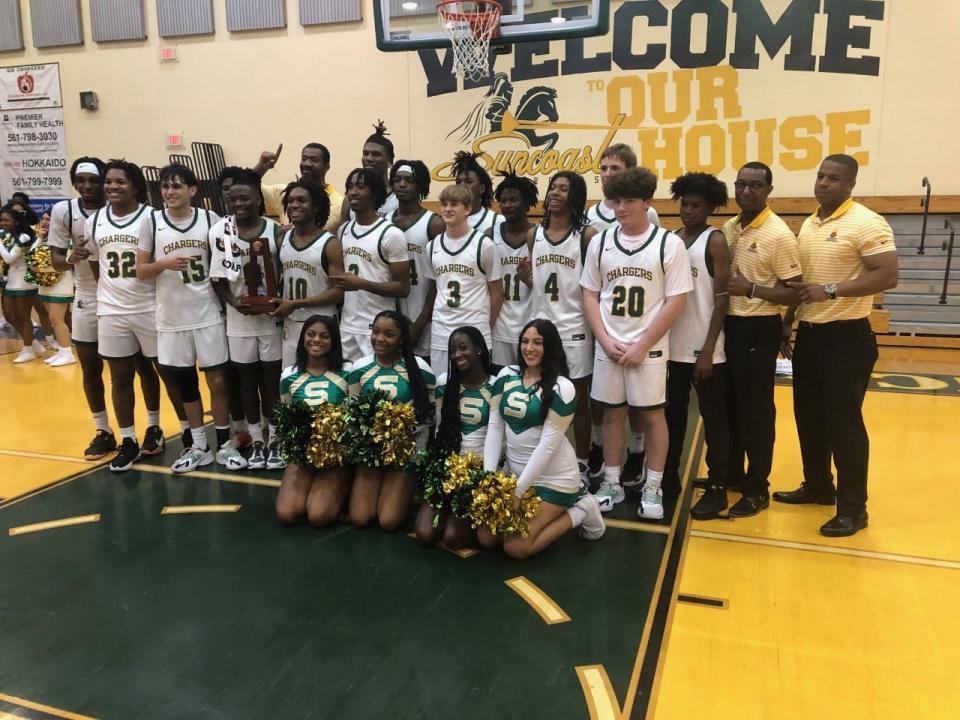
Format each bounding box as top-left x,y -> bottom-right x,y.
734,181 -> 767,191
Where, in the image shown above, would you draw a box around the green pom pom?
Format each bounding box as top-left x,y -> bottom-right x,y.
342,389 -> 392,467
272,400 -> 316,469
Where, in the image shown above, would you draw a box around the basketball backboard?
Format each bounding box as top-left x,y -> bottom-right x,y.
373,0 -> 608,51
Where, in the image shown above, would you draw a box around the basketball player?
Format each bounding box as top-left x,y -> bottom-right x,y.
722,162 -> 802,517
489,173 -> 537,367
585,144 -> 659,487
452,151 -> 503,234
84,160 -> 188,472
665,173 -> 732,520
47,157 -> 121,458
332,168 -> 410,362
426,184 -> 503,376
136,164 -> 232,473
389,159 -> 443,359
254,143 -> 343,233
210,170 -> 285,471
340,120 -> 400,222
581,167 -> 692,519
273,178 -> 344,368
586,144 -> 660,230
530,171 -> 596,477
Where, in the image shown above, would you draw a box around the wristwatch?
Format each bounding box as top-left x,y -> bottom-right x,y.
824,283 -> 839,300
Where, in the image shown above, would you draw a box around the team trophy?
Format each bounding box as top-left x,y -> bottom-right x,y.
239,238 -> 280,314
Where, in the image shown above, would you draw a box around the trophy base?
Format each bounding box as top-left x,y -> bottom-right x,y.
239,295 -> 279,315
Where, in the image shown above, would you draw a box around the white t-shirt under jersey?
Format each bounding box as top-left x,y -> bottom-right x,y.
586,201 -> 659,233
47,198 -> 98,301
426,227 -> 501,349
338,217 -> 408,335
138,208 -> 223,332
580,225 -> 692,361
670,227 -> 726,364
85,204 -> 154,316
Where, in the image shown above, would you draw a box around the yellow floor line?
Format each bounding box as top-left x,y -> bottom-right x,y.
161,505 -> 241,515
605,518 -> 671,535
8,513 -> 100,537
0,447 -> 96,464
0,693 -> 97,720
691,529 -> 960,571
504,576 -> 571,625
131,464 -> 281,488
575,665 -> 623,720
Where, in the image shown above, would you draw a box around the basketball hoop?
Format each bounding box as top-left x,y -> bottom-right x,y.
437,0 -> 501,82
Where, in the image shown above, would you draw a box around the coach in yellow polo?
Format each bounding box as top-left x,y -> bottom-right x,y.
253,142 -> 344,233
722,162 -> 802,518
778,154 -> 898,537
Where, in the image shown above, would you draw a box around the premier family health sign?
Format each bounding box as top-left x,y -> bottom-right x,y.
0,63 -> 69,214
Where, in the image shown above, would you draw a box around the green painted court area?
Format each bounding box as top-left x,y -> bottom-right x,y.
0,433 -> 698,720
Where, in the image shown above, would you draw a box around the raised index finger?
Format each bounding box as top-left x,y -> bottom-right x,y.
275,143 -> 283,159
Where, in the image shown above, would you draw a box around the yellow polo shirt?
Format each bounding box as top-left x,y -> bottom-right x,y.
723,207 -> 802,317
796,198 -> 895,323
262,182 -> 343,234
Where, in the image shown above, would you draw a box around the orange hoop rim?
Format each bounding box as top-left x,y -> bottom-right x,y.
437,0 -> 502,37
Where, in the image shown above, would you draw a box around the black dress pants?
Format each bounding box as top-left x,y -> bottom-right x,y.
665,360 -> 729,486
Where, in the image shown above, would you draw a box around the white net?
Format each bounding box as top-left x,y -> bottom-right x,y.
437,1 -> 501,82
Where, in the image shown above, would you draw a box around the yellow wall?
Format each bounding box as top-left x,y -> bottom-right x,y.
3,0 -> 958,198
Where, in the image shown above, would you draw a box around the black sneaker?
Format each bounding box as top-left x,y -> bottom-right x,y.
586,442 -> 604,480
141,425 -> 165,456
621,451 -> 646,492
181,428 -> 193,451
691,486 -> 728,520
110,437 -> 141,473
84,430 -> 117,460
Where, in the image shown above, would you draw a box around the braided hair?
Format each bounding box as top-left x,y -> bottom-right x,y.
542,171 -> 587,232
282,178 -> 331,229
389,159 -> 432,200
345,167 -> 388,211
435,327 -> 494,453
365,120 -> 395,163
452,151 -> 493,209
494,172 -> 539,208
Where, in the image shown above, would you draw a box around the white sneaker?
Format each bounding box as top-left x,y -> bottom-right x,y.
216,440 -> 248,471
576,492 -> 606,540
171,446 -> 214,474
48,338 -> 61,351
13,347 -> 37,364
638,483 -> 664,521
32,339 -> 46,355
247,441 -> 267,470
48,348 -> 76,367
594,481 -> 625,512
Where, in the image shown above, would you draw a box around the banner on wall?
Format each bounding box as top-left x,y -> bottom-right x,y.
411,1 -> 889,197
0,63 -> 69,215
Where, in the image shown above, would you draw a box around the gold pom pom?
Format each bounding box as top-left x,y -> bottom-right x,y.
28,245 -> 60,287
371,401 -> 417,467
305,403 -> 347,469
443,451 -> 483,494
470,470 -> 542,538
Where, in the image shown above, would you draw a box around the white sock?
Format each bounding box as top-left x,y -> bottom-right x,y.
576,455 -> 587,468
92,411 -> 110,433
567,505 -> 586,528
232,419 -> 248,433
268,424 -> 277,445
179,419 -> 190,432
120,425 -> 136,440
604,465 -> 621,486
147,410 -> 160,427
249,422 -> 264,444
630,431 -> 645,454
191,428 -> 208,451
591,424 -> 603,446
646,469 -> 663,489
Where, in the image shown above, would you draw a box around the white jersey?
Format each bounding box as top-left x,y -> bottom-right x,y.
338,217 -> 408,334
138,208 -> 222,332
279,229 -> 338,322
468,207 -> 503,235
393,208 -> 437,357
47,198 -> 98,301
213,217 -> 284,338
670,228 -> 726,364
581,225 -> 692,362
491,226 -> 532,345
427,227 -> 501,348
85,205 -> 154,316
586,201 -> 659,232
531,225 -> 591,346
347,191 -> 400,221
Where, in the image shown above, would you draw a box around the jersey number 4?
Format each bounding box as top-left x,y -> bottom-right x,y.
544,272 -> 559,302
105,250 -> 137,280
611,285 -> 645,317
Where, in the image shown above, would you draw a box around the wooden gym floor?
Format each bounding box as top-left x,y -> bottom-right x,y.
0,346 -> 957,719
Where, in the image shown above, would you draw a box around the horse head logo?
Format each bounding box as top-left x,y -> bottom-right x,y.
513,86 -> 559,150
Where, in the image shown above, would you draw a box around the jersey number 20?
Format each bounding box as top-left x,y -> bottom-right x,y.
611,285 -> 645,317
